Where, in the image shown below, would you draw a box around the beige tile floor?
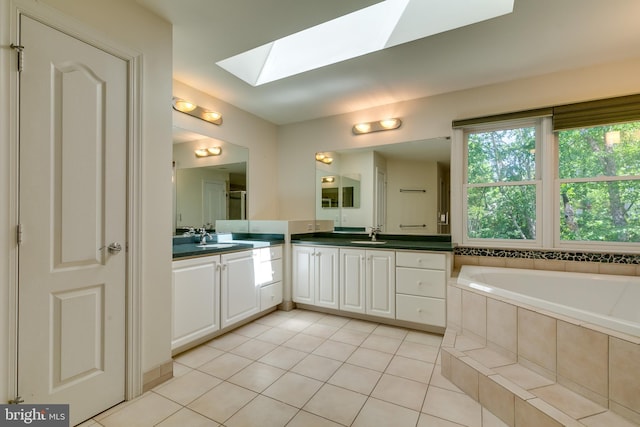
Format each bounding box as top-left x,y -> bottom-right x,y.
80,309 -> 509,427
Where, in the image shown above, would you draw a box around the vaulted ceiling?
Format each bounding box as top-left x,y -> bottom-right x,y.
137,0 -> 640,125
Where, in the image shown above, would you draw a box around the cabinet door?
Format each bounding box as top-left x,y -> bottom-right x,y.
315,247 -> 339,309
221,250 -> 259,328
340,248 -> 365,313
367,250 -> 396,319
292,246 -> 315,304
172,256 -> 220,349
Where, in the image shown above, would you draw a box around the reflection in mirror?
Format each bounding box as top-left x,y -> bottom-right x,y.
173,127 -> 248,234
315,138 -> 450,235
320,174 -> 361,209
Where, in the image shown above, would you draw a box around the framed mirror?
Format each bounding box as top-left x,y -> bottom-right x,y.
315,138 -> 450,235
173,127 -> 248,234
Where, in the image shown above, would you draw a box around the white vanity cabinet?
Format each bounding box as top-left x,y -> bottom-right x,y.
171,255 -> 221,350
255,245 -> 283,310
340,248 -> 395,319
395,251 -> 447,327
292,245 -> 339,309
221,249 -> 260,328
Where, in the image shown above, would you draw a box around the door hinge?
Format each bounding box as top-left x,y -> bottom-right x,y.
16,224 -> 23,246
8,396 -> 24,404
10,44 -> 24,72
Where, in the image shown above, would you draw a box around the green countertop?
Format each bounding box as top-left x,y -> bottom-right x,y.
291,233 -> 454,252
172,234 -> 284,259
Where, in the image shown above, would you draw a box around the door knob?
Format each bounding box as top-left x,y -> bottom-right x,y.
107,242 -> 122,254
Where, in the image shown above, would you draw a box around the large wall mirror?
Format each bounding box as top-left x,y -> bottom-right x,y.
173,127 -> 248,234
316,138 -> 450,235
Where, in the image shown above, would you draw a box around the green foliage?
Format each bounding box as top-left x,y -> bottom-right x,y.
467,127 -> 536,184
559,123 -> 640,243
467,185 -> 536,239
466,127 -> 537,240
466,121 -> 640,243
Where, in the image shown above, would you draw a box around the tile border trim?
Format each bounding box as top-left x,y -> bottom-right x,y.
454,247 -> 640,265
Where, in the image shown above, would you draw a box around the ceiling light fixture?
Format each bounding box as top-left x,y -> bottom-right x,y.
172,97 -> 223,125
195,146 -> 223,158
353,118 -> 402,135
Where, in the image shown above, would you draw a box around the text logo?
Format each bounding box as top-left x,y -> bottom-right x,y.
0,405 -> 69,427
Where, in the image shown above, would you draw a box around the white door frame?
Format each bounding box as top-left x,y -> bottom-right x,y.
6,0 -> 143,402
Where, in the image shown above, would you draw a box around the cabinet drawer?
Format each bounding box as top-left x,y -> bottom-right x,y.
260,281 -> 283,310
253,245 -> 283,262
396,294 -> 445,327
396,267 -> 445,298
255,258 -> 282,286
267,245 -> 283,260
396,251 -> 445,270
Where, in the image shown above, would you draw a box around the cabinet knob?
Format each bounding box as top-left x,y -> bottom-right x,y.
417,281 -> 422,286
417,308 -> 423,313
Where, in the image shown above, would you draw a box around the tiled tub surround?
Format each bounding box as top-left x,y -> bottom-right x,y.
444,266 -> 640,427
457,266 -> 640,337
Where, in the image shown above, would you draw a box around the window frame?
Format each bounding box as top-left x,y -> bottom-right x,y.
553,123 -> 640,252
452,116 -> 640,252
460,118 -> 545,249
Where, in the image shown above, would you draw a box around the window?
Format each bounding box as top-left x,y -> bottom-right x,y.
558,122 -> 640,243
463,121 -> 540,244
454,94 -> 640,250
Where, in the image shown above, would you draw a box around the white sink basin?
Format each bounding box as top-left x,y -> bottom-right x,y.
350,240 -> 387,245
196,243 -> 237,249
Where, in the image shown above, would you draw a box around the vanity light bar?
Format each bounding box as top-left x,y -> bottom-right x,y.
315,152 -> 333,164
352,118 -> 402,135
172,97 -> 223,125
194,147 -> 223,158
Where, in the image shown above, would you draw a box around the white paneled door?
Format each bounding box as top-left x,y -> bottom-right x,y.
17,15 -> 127,425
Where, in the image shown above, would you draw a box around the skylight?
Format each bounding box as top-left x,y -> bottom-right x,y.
217,0 -> 514,86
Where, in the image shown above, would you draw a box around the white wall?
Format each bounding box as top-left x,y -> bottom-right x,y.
0,0 -> 173,401
173,80 -> 279,219
277,57 -> 640,223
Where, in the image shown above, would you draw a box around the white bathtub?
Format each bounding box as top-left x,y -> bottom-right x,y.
457,265 -> 640,338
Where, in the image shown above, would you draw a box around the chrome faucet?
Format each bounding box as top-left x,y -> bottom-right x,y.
369,226 -> 382,241
199,228 -> 213,244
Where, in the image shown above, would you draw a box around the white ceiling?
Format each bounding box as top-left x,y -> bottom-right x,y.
137,0 -> 640,125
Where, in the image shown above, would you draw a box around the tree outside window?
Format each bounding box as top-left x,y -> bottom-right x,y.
465,125 -> 538,240
558,122 -> 640,243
